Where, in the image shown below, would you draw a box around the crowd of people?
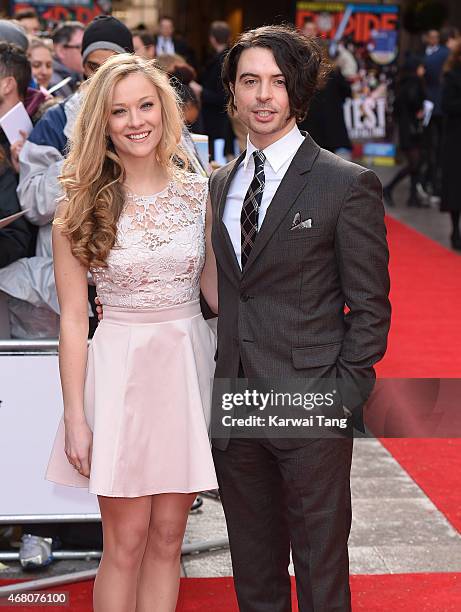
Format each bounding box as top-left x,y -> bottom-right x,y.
0,11 -> 460,344
384,26 -> 461,250
0,11 -> 236,339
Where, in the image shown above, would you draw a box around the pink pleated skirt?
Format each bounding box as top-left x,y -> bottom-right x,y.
46,300 -> 218,497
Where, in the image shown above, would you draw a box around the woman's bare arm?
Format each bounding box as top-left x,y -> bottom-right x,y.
200,195 -> 218,314
52,210 -> 92,476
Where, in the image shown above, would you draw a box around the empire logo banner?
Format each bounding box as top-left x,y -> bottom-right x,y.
296,2 -> 400,143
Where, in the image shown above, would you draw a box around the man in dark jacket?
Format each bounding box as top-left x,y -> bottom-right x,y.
423,29 -> 449,196
0,42 -> 33,269
49,22 -> 84,98
155,15 -> 195,67
210,26 -> 390,611
191,21 -> 232,160
0,162 -> 31,269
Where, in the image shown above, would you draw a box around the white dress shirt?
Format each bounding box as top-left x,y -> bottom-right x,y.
223,125 -> 305,268
156,36 -> 175,55
425,45 -> 440,56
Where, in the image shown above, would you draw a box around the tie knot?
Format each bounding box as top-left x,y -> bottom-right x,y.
253,150 -> 266,172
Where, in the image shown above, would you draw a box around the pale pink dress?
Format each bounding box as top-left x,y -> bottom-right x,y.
46,172 -> 218,497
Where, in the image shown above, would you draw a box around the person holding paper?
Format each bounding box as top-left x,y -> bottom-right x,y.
49,22 -> 84,99
0,146 -> 31,269
0,17 -> 135,339
0,44 -> 33,269
0,42 -> 33,170
0,40 -> 52,171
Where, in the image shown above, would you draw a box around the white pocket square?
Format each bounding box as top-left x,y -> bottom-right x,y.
290,212 -> 312,230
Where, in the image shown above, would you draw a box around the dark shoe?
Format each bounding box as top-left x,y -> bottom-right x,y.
451,234 -> 461,250
383,186 -> 395,207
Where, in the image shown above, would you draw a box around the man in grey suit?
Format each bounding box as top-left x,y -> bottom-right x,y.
209,26 -> 391,611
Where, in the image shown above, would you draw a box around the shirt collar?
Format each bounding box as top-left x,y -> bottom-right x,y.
243,125 -> 305,173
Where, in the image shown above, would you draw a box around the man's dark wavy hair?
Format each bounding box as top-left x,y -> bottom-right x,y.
222,24 -> 329,122
0,41 -> 31,100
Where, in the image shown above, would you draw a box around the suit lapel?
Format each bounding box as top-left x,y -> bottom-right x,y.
243,134 -> 320,274
215,152 -> 246,279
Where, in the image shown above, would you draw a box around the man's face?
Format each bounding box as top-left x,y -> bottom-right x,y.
19,17 -> 41,36
159,19 -> 174,38
302,21 -> 318,38
427,30 -> 440,47
83,49 -> 117,78
55,29 -> 84,74
231,47 -> 295,149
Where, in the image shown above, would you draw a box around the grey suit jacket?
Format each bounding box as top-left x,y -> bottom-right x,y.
209,134 -> 391,449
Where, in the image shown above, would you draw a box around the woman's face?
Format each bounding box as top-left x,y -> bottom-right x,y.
107,73 -> 163,162
29,46 -> 53,89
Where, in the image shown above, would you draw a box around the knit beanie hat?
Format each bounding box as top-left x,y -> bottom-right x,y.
0,20 -> 28,51
81,15 -> 134,63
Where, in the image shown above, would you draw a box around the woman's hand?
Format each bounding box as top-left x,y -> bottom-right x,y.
95,296 -> 104,321
200,195 -> 218,314
64,418 -> 93,478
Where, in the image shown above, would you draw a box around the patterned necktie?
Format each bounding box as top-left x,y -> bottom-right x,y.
241,150 -> 266,269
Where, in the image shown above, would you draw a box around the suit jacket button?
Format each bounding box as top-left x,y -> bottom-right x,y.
240,294 -> 249,302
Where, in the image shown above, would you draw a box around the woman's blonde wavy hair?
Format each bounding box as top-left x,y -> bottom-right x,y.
56,53 -> 187,268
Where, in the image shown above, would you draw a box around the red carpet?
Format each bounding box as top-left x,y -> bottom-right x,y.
2,575 -> 461,611
373,218 -> 461,533
380,438 -> 461,533
178,575 -> 461,611
376,217 -> 461,378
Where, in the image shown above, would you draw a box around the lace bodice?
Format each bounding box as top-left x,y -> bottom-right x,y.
91,172 -> 208,309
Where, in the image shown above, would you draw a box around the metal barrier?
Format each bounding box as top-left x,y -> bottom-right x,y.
0,339 -> 59,354
0,340 -> 99,523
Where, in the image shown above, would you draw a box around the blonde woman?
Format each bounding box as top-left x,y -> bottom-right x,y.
28,38 -> 53,90
46,54 -> 218,612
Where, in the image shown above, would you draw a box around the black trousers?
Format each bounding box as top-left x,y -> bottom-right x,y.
423,115 -> 443,195
213,436 -> 353,612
